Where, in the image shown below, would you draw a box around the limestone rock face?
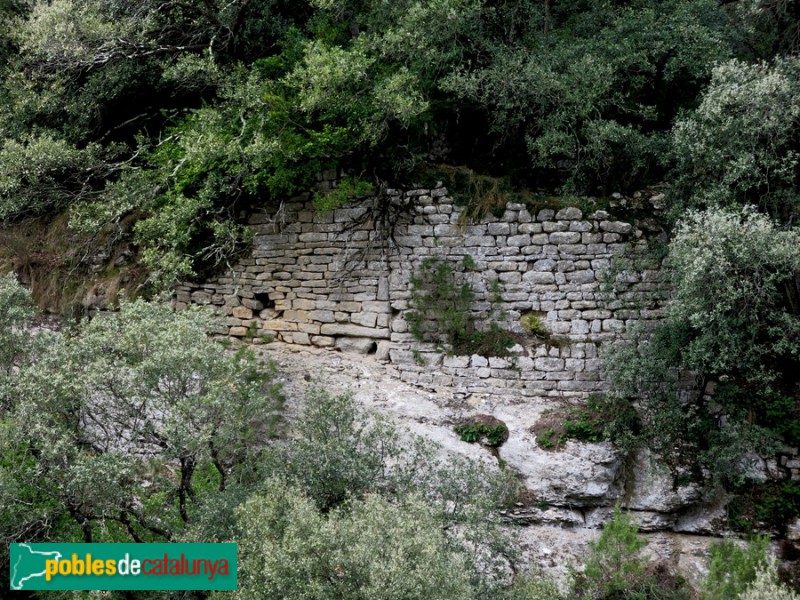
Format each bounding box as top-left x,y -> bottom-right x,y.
502,439 -> 622,506
625,449 -> 702,513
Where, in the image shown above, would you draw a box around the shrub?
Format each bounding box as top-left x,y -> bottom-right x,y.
502,571 -> 567,600
0,273 -> 37,378
455,415 -> 509,448
726,480 -> 800,536
575,507 -> 690,600
604,206 -> 800,488
0,299 -> 284,545
532,395 -> 637,451
702,536 -> 770,600
671,57 -> 800,222
577,507 -> 648,598
235,478 -> 477,600
740,562 -> 800,600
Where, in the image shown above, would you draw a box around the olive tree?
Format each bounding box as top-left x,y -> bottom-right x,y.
233,478 -> 477,600
0,272 -> 36,377
0,298 -> 283,546
606,207 -> 800,485
671,56 -> 800,222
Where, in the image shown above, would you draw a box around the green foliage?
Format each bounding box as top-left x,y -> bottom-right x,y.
0,273 -> 36,378
220,385 -> 520,597
455,423 -> 508,448
727,481 -> 800,535
575,507 -> 690,600
605,206 -> 800,488
671,57 -> 800,222
702,536 -> 770,600
740,562 -> 800,600
534,395 -> 637,451
235,478 -> 477,600
407,256 -> 475,345
0,299 -> 284,547
520,313 -> 548,337
502,572 -> 567,600
0,0 -> 791,287
582,507 -> 647,595
272,386 -> 405,511
441,0 -> 734,192
0,133 -> 113,220
313,176 -> 375,212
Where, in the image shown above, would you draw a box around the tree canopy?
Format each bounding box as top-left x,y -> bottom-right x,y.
1,0 -> 798,285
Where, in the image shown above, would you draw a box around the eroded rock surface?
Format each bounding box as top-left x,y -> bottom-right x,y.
263,343 -> 724,552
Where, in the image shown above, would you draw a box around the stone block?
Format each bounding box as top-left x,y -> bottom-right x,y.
335,337 -> 378,354
566,270 -> 596,284
523,271 -> 555,284
569,221 -> 592,232
533,259 -> 556,271
350,312 -> 378,328
298,232 -> 328,242
362,301 -> 391,313
320,324 -> 390,338
443,355 -> 470,368
471,355 -> 489,367
375,340 -> 392,361
534,357 -> 565,371
507,234 -> 531,247
600,221 -> 632,234
555,207 -> 583,220
542,221 -> 568,232
488,222 -> 511,235
549,231 -> 582,244
311,335 -> 336,347
530,233 -> 549,245
232,306 -> 253,319
262,320 -> 298,331
308,310 -> 335,323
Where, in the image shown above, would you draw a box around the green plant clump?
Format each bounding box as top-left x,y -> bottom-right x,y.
533,395 -> 637,451
727,481 -> 800,535
455,423 -> 508,448
406,257 -> 517,357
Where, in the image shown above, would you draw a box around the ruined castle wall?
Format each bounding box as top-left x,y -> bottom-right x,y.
176,183 -> 664,398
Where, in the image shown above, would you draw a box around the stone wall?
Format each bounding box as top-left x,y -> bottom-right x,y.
176,184 -> 665,398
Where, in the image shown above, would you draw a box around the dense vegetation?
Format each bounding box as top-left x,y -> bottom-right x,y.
0,0 -> 798,285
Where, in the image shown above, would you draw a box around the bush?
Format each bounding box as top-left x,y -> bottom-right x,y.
455,415 -> 509,448
671,57 -> 800,222
575,507 -> 690,600
502,571 -> 567,600
533,395 -> 637,451
235,478 -> 477,600
702,536 -> 770,600
604,206 -> 800,489
0,273 -> 37,378
740,562 -> 800,600
0,299 -> 284,546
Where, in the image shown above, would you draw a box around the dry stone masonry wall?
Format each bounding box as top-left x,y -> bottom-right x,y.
176,184 -> 664,399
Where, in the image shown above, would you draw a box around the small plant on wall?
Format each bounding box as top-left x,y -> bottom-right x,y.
405,256 -> 518,357
454,415 -> 509,448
